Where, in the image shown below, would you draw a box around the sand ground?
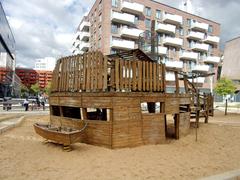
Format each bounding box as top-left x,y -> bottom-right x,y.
0,111 -> 240,180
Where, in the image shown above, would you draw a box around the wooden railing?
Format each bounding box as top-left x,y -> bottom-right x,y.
51,51 -> 166,93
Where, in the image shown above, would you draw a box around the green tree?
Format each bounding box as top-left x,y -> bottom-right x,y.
30,83 -> 40,95
20,85 -> 29,98
214,77 -> 236,115
44,81 -> 52,95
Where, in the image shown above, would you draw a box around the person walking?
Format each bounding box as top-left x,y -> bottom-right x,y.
39,94 -> 46,110
23,98 -> 29,111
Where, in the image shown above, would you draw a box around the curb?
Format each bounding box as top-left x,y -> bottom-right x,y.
0,116 -> 25,134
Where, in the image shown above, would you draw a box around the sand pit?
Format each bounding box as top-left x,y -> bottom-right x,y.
0,110 -> 240,180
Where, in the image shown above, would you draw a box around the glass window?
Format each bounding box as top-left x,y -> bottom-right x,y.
156,10 -> 161,19
208,25 -> 213,33
134,16 -> 139,25
179,28 -> 184,36
112,0 -> 119,7
145,18 -> 151,28
111,24 -> 118,34
99,26 -> 102,36
99,14 -> 102,22
145,7 -> 151,16
187,19 -> 191,26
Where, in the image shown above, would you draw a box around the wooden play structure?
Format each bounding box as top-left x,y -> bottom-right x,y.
34,50 -> 214,149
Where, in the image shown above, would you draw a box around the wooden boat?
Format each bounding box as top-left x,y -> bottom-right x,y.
33,122 -> 87,146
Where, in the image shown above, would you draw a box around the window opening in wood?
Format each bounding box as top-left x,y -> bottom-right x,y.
141,102 -> 162,113
85,108 -> 110,121
51,106 -> 61,116
62,106 -> 81,119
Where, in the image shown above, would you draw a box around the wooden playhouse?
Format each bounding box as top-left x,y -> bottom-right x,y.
34,50 -> 213,149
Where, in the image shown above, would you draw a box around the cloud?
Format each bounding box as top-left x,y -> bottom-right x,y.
2,0 -> 95,68
2,0 -> 240,68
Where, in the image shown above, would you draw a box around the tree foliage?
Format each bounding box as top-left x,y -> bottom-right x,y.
214,77 -> 236,96
30,83 -> 40,95
44,81 -> 52,95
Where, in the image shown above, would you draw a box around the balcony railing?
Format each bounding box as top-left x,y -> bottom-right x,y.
111,11 -> 135,25
155,23 -> 176,34
80,42 -> 90,51
191,21 -> 209,32
191,43 -> 209,52
121,1 -> 144,15
145,46 -> 167,56
180,51 -> 198,60
192,64 -> 209,72
111,38 -> 135,50
203,35 -> 220,44
166,72 -> 175,81
80,32 -> 90,41
120,27 -> 143,39
165,60 -> 183,69
187,31 -> 204,40
193,77 -> 205,83
163,13 -> 183,25
204,56 -> 220,64
79,21 -> 90,32
163,37 -> 183,47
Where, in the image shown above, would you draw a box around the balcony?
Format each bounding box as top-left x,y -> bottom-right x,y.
121,1 -> 144,15
166,72 -> 175,81
157,46 -> 168,55
187,31 -> 204,40
204,56 -> 220,64
80,42 -> 90,52
79,21 -> 90,32
163,37 -> 183,47
192,64 -> 209,73
111,11 -> 135,25
163,13 -> 183,25
193,77 -> 205,83
80,32 -> 90,41
191,43 -> 209,52
120,27 -> 143,39
180,51 -> 198,61
165,60 -> 183,69
203,35 -> 220,44
191,21 -> 209,32
155,23 -> 176,34
111,38 -> 135,50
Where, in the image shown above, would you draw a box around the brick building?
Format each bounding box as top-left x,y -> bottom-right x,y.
72,0 -> 221,92
15,68 -> 52,89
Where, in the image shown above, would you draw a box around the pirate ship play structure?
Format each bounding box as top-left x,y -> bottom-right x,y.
34,49 -> 214,149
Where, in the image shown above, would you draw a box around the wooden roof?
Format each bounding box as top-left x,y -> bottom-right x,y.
107,49 -> 154,62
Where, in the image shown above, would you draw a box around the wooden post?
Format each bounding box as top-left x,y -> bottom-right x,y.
174,71 -> 179,94
225,99 -> 228,115
174,114 -> 180,139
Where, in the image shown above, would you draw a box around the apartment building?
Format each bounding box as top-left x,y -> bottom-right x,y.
0,2 -> 16,97
221,37 -> 240,101
16,68 -> 53,89
72,0 -> 221,92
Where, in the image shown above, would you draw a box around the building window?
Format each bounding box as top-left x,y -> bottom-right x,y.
99,26 -> 102,36
187,19 -> 191,26
112,0 -> 119,7
99,0 -> 102,10
145,18 -> 151,29
156,10 -> 161,19
179,28 -> 184,36
62,106 -> 81,119
145,7 -> 151,16
98,39 -> 101,48
111,24 -> 119,34
134,16 -> 139,25
99,13 -> 102,22
208,25 -> 213,33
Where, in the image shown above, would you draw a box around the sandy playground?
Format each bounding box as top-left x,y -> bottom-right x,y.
0,110 -> 240,180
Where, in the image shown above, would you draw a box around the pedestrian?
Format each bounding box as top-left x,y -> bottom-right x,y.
39,95 -> 46,110
23,98 -> 29,111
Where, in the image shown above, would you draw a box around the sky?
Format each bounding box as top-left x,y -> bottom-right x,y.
1,0 -> 240,68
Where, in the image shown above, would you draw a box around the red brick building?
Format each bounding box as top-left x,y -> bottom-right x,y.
15,68 -> 53,89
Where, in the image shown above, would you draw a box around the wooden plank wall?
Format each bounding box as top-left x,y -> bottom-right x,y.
114,59 -> 164,92
51,52 -> 108,92
51,52 -> 166,93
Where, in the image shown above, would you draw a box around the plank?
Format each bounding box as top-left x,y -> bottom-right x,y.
142,61 -> 146,91
86,53 -> 91,91
115,58 -> 120,91
137,61 -> 142,91
132,60 -> 137,91
149,62 -> 152,91
119,59 -> 124,91
153,63 -> 156,91
103,56 -> 108,91
146,61 -> 149,91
